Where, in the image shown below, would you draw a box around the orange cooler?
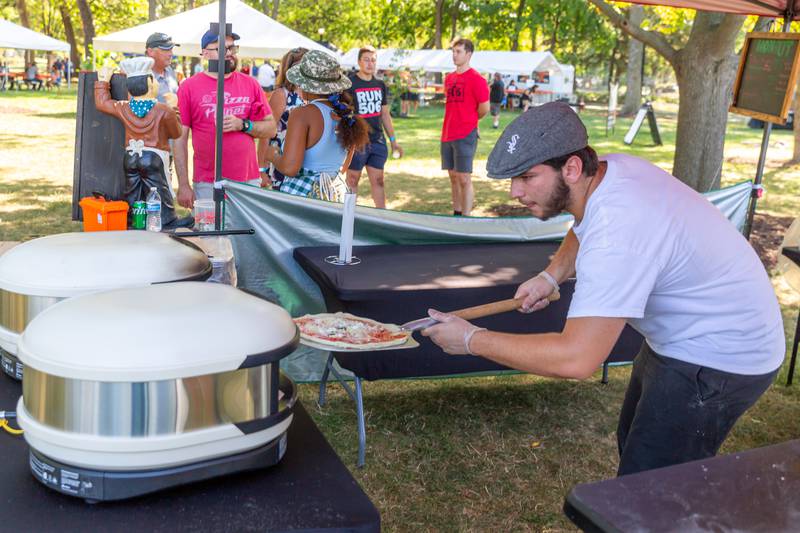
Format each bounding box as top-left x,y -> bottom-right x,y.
79,194 -> 129,232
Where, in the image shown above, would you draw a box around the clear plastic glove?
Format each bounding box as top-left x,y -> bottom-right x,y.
514,273 -> 557,314
421,309 -> 486,355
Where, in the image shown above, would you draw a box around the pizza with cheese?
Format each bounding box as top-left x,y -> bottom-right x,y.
294,312 -> 410,350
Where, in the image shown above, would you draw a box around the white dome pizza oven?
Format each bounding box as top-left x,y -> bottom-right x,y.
0,231 -> 212,380
16,282 -> 298,502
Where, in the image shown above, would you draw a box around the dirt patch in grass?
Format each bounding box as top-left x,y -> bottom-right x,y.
0,105 -> 37,114
751,212 -> 794,271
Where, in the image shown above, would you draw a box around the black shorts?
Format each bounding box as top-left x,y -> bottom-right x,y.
349,141 -> 389,171
441,129 -> 478,173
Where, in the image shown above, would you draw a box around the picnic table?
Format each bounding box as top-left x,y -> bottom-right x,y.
7,72 -> 53,91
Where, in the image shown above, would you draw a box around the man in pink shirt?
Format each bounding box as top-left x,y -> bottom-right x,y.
174,29 -> 277,207
441,38 -> 489,216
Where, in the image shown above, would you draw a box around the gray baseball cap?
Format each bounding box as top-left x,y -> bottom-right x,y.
486,102 -> 588,179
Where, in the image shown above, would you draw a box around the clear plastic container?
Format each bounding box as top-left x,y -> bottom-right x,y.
193,200 -> 215,231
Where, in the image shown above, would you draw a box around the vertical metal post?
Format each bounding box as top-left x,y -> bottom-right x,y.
743,15 -> 793,239
213,0 -> 227,231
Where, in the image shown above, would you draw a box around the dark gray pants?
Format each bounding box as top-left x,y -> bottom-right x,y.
617,344 -> 778,476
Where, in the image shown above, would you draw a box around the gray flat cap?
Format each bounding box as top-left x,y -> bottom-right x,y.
487,101 -> 588,179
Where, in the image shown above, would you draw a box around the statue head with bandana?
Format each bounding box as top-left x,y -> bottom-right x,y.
120,57 -> 159,116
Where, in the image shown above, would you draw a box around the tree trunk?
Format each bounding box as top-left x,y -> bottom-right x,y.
511,0 -> 527,51
15,0 -> 34,65
434,0 -> 444,49
530,25 -> 537,51
589,0 -> 745,191
549,0 -> 562,52
671,12 -> 744,191
59,4 -> 80,67
148,0 -> 157,21
621,5 -> 644,116
76,0 -> 96,60
271,0 -> 279,19
449,1 -> 458,42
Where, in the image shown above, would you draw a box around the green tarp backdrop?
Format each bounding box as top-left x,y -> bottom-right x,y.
223,180 -> 752,381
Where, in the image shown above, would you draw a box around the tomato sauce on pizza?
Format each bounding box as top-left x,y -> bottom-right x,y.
294,313 -> 410,349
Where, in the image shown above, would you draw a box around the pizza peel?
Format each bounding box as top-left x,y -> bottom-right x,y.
400,291 -> 561,332
297,292 -> 559,352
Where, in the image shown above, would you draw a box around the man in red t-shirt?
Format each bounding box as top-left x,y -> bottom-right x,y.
174,29 -> 277,208
441,38 -> 489,216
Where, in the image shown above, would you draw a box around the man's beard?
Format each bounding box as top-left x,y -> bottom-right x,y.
537,171 -> 570,220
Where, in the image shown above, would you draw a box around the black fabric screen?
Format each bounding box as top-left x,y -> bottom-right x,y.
294,243 -> 644,381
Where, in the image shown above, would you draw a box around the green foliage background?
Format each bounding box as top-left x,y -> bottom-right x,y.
0,0 -> 686,83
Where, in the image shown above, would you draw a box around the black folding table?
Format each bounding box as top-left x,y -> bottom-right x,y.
564,439 -> 800,532
0,378 -> 380,532
293,242 -> 644,466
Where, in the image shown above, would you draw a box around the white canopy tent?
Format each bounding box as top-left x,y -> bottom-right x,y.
339,48 -> 573,95
94,0 -> 330,58
0,18 -> 71,86
0,19 -> 71,53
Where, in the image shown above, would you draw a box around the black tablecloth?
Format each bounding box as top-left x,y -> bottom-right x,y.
564,439 -> 800,532
0,378 -> 380,532
294,243 -> 643,381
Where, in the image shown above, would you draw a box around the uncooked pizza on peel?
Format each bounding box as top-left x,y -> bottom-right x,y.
294,312 -> 410,350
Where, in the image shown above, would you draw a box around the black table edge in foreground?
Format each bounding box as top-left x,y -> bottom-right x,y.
0,378 -> 380,533
563,439 -> 800,532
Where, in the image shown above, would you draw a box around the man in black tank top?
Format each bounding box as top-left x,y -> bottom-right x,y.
345,46 -> 403,209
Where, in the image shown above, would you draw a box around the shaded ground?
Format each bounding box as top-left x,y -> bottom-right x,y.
489,204 -> 793,273
752,212 -> 794,271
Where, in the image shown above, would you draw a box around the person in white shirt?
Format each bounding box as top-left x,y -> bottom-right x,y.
423,102 -> 784,476
257,60 -> 275,91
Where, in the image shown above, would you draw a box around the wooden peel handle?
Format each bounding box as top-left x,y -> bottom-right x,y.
452,291 -> 560,321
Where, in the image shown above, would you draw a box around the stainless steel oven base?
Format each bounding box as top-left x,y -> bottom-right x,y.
29,430 -> 287,503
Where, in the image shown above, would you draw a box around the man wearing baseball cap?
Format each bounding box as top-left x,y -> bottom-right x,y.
423,102 -> 784,476
174,28 -> 276,207
145,32 -> 179,103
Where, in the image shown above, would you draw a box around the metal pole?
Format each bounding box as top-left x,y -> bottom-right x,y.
214,0 -> 226,231
743,15 -> 793,239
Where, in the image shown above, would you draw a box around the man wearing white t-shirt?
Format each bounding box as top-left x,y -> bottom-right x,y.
423,102 -> 784,476
257,60 -> 275,91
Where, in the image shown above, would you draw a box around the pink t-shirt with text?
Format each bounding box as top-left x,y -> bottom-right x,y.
178,71 -> 270,183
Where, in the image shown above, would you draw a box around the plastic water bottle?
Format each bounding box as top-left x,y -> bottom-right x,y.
145,187 -> 162,232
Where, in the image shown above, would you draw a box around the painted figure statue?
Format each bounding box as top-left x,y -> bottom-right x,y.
94,57 -> 184,228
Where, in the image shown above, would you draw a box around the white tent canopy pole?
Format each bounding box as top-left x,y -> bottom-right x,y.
0,19 -> 70,52
339,48 -> 571,77
94,0 -> 331,59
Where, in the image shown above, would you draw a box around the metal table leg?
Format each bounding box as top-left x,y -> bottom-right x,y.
787,307 -> 800,386
354,376 -> 366,468
318,353 -> 334,406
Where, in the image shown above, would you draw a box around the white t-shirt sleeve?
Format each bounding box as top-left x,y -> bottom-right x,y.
568,245 -> 661,320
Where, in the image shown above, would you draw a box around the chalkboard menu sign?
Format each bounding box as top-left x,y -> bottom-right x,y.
730,32 -> 800,125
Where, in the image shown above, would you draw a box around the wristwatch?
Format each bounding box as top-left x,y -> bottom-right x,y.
241,118 -> 252,133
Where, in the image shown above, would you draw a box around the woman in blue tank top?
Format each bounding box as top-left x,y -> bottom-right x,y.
264,51 -> 369,202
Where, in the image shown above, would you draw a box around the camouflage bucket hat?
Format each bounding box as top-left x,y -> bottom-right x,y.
286,50 -> 351,94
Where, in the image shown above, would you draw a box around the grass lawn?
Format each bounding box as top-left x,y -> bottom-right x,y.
2,89 -> 800,531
